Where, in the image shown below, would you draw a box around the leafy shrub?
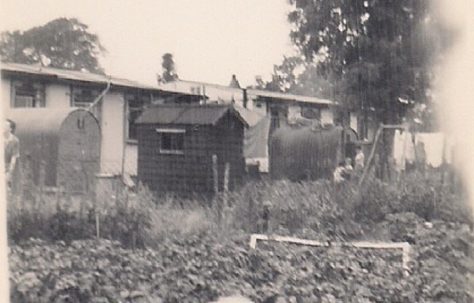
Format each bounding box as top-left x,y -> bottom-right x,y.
352,177 -> 399,224
227,180 -> 363,240
7,183 -> 156,248
351,171 -> 472,227
48,209 -> 94,244
9,226 -> 474,303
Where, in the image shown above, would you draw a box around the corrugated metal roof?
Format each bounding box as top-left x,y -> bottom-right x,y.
159,80 -> 336,106
136,104 -> 247,126
0,62 -> 202,96
159,79 -> 243,92
247,88 -> 335,106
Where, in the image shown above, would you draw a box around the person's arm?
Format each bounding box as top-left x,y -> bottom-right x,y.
8,138 -> 19,174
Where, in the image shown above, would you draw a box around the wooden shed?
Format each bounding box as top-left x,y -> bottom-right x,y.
7,108 -> 101,193
136,104 -> 247,195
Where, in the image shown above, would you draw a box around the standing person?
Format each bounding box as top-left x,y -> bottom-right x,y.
354,146 -> 365,172
4,119 -> 20,195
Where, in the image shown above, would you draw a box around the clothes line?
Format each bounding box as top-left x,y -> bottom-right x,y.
392,131 -> 454,170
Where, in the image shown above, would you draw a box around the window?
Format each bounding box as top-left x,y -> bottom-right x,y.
301,105 -> 321,120
270,108 -> 281,129
190,86 -> 201,95
12,80 -> 45,108
71,85 -> 102,120
71,85 -> 100,107
126,93 -> 150,141
157,128 -> 185,154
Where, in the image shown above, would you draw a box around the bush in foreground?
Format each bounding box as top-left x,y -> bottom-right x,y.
9,218 -> 474,303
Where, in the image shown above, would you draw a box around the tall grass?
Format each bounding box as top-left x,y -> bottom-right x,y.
7,169 -> 471,248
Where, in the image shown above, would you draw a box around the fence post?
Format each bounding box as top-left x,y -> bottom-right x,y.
96,212 -> 100,239
223,162 -> 230,206
38,159 -> 46,211
212,154 -> 220,222
212,155 -> 219,195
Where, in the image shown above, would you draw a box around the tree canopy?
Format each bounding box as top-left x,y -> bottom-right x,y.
265,0 -> 452,129
159,53 -> 178,83
0,18 -> 106,74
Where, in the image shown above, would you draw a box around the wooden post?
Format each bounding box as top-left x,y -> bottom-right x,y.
212,154 -> 220,222
56,185 -> 62,212
96,212 -> 100,239
212,155 -> 219,195
358,125 -> 383,187
38,160 -> 46,211
221,162 -> 231,225
223,162 -> 230,205
358,124 -> 405,188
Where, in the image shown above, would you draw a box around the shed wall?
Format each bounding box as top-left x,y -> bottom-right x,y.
138,114 -> 245,194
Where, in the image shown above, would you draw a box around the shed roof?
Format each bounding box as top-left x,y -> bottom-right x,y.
136,104 -> 248,127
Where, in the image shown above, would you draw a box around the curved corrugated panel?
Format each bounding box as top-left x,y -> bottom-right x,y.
7,107 -> 94,137
270,125 -> 344,181
6,108 -> 100,188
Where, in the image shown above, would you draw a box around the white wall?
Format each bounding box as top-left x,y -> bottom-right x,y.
100,92 -> 125,174
160,81 -> 244,106
247,96 -> 267,116
45,84 -> 70,108
287,104 -> 301,122
203,85 -> 243,105
321,108 -> 334,125
124,144 -> 138,176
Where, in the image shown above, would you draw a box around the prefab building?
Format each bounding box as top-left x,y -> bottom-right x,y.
136,104 -> 247,195
7,108 -> 101,193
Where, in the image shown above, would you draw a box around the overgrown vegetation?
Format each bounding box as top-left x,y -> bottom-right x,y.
7,170 -> 474,302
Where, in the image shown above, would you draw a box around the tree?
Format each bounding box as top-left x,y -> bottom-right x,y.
159,53 -> 178,83
0,18 -> 106,74
281,0 -> 450,128
266,56 -> 335,98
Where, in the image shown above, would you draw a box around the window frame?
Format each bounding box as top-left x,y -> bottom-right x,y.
300,104 -> 322,120
125,92 -> 151,142
11,79 -> 46,108
70,84 -> 102,120
156,128 -> 185,155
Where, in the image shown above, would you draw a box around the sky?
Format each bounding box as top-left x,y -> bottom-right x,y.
0,0 -> 295,87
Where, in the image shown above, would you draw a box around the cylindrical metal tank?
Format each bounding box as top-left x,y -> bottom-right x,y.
269,125 -> 357,181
